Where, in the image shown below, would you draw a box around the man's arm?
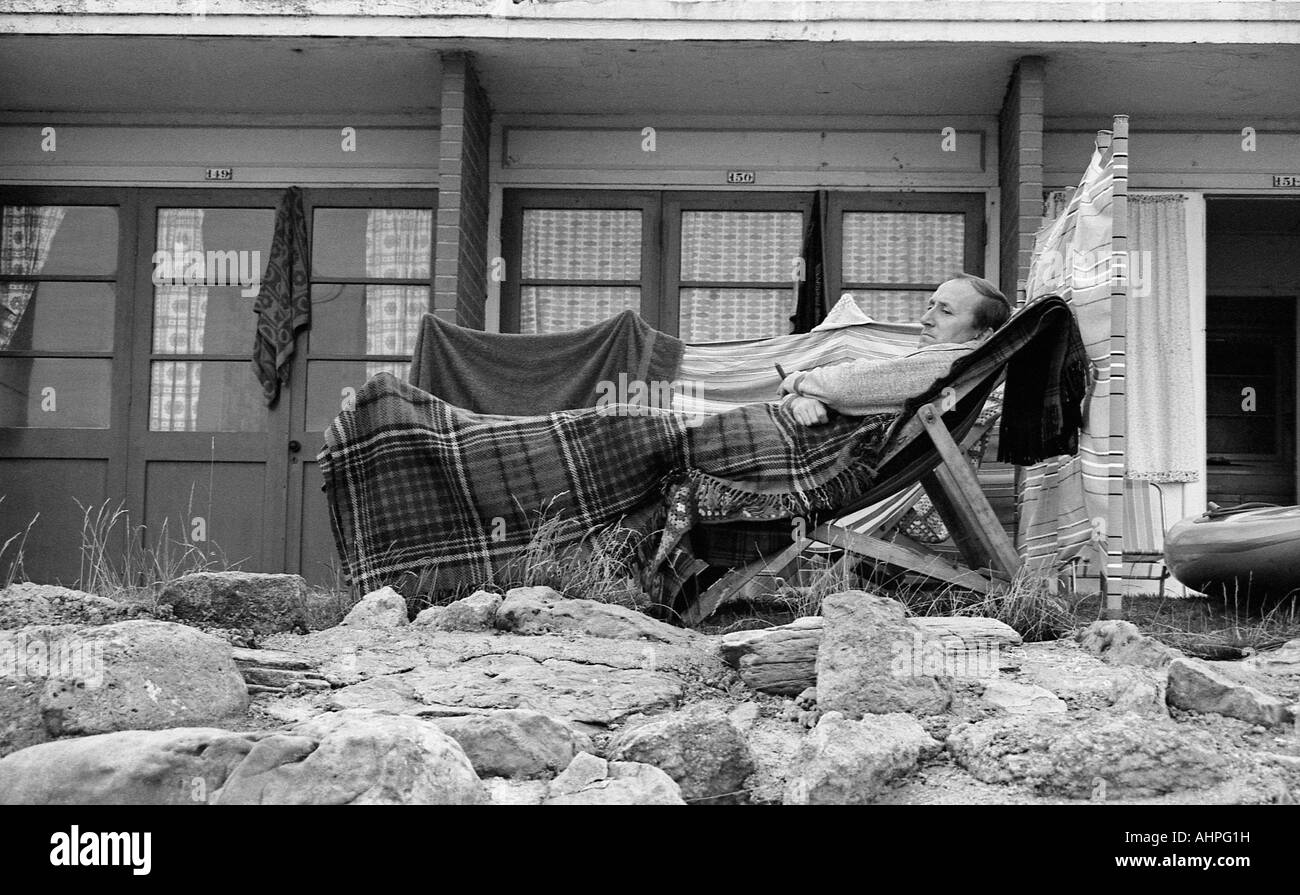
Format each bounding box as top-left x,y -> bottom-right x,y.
779,345 -> 973,416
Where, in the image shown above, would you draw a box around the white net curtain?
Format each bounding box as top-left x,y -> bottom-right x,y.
364,208 -> 432,381
841,212 -> 966,323
520,209 -> 642,333
678,211 -> 802,342
520,203 -> 966,337
149,209 -> 207,431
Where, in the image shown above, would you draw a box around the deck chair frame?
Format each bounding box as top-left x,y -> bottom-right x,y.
682,369 -> 1023,626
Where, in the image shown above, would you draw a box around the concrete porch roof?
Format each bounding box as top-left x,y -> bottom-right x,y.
0,35 -> 1297,127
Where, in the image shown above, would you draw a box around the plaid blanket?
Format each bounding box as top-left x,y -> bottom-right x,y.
320,373 -> 895,595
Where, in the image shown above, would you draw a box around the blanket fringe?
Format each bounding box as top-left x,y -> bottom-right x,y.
685,451 -> 880,523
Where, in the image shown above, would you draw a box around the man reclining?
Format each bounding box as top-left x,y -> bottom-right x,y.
779,273 -> 1012,426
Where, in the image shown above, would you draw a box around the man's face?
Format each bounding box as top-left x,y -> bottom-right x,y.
918,280 -> 988,346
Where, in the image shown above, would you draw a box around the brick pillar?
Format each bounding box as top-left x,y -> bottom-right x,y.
435,52 -> 491,328
997,56 -> 1045,306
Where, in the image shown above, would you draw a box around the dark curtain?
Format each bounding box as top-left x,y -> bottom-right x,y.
789,189 -> 830,333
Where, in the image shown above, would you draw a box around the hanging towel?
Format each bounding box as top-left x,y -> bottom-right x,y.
407,309 -> 684,415
252,186 -> 310,405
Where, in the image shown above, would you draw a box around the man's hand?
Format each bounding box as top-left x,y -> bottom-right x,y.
788,396 -> 829,427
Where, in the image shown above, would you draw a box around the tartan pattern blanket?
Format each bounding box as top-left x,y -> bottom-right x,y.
320,373 -> 894,594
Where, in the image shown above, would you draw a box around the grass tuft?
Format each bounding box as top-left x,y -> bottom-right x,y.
75,499 -> 238,609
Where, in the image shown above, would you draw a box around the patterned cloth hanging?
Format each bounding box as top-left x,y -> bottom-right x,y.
252,186 -> 310,405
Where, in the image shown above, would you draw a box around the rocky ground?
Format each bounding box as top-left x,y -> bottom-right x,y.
1,574 -> 1298,805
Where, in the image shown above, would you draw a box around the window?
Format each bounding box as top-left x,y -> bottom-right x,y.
304,204 -> 434,431
1,204 -> 120,428
502,190 -> 985,338
148,207 -> 274,432
829,193 -> 985,325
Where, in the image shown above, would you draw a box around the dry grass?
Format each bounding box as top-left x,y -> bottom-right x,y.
1071,588 -> 1300,658
75,499 -> 238,608
1,496 -> 37,590
396,506 -> 657,618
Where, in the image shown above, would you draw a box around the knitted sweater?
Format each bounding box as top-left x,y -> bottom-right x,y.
780,340 -> 981,416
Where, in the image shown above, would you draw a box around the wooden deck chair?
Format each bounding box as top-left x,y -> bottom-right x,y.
702,411 -> 1003,611
681,294 -> 1084,627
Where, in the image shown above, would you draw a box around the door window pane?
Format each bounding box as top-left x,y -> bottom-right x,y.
312,208 -> 432,279
151,209 -> 273,358
306,360 -> 409,433
2,205 -> 117,277
680,288 -> 796,342
149,361 -> 266,432
520,286 -> 640,334
0,358 -> 112,428
0,281 -> 114,352
309,284 -> 430,356
842,212 -> 965,284
680,211 -> 803,282
522,209 -> 641,280
153,285 -> 261,355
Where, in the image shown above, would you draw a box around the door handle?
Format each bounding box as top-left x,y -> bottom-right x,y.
288,440 -> 302,453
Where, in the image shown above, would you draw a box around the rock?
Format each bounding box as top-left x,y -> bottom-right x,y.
158,572 -> 309,635
741,717 -> 806,805
327,652 -> 685,726
1110,670 -> 1169,716
1078,620 -> 1180,669
728,702 -> 761,731
1165,657 -> 1294,727
0,727 -> 262,804
794,686 -> 818,709
719,614 -> 1017,696
231,646 -> 328,692
815,591 -> 952,717
496,586 -> 698,646
0,710 -> 490,805
550,750 -> 607,792
607,702 -> 756,804
433,709 -> 593,779
0,620 -> 248,756
543,752 -> 685,805
412,606 -> 444,626
210,709 -> 488,805
431,590 -> 503,632
341,587 -> 408,628
783,711 -> 940,805
719,617 -> 821,695
1247,639 -> 1300,675
910,616 -> 1023,648
980,680 -> 1067,715
483,778 -> 549,806
1016,640 -> 1166,715
0,583 -> 131,629
946,711 -> 1232,798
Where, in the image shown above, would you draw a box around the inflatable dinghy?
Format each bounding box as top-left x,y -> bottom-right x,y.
1164,504 -> 1300,600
